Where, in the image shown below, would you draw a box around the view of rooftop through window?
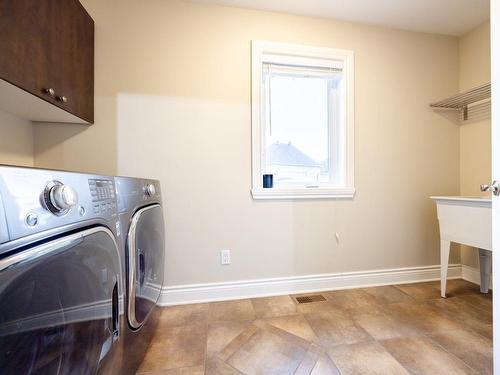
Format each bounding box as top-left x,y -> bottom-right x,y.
262,67 -> 341,187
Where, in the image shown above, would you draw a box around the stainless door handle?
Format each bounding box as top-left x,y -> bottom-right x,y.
480,180 -> 500,196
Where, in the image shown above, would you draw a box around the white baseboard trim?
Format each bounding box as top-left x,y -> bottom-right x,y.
159,263 -> 462,306
462,264 -> 481,285
461,264 -> 493,289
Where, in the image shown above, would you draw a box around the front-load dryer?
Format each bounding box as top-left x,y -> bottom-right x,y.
114,176 -> 165,374
0,165 -> 123,375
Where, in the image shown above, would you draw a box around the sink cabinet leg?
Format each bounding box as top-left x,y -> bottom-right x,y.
478,248 -> 492,294
440,240 -> 451,298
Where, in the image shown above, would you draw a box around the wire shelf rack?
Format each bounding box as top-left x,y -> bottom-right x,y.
430,82 -> 491,123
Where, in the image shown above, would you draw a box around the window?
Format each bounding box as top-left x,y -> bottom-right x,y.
251,41 -> 355,199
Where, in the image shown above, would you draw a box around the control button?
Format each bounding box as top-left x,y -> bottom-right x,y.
78,206 -> 86,217
43,181 -> 78,215
50,184 -> 78,211
145,183 -> 156,197
25,213 -> 38,227
93,204 -> 100,214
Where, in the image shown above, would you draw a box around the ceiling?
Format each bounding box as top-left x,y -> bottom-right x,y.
189,0 -> 490,36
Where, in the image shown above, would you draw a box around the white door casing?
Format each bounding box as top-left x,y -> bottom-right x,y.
491,0 -> 499,371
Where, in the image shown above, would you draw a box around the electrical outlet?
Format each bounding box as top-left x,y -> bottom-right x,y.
220,249 -> 231,265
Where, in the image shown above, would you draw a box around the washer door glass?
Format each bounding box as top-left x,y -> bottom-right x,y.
127,204 -> 164,329
0,227 -> 121,375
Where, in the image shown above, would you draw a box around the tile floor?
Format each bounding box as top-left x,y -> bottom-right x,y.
136,279 -> 492,375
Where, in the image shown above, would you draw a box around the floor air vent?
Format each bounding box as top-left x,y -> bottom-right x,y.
294,294 -> 327,304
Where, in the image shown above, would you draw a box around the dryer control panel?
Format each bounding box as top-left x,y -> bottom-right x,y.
114,176 -> 162,214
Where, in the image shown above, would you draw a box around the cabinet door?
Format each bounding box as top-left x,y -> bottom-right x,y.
0,0 -> 60,107
0,0 -> 94,123
56,0 -> 94,123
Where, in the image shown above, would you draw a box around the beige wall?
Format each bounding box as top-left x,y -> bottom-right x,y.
34,0 -> 460,286
459,21 -> 491,269
0,109 -> 34,167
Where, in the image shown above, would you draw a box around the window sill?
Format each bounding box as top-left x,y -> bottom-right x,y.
251,187 -> 356,200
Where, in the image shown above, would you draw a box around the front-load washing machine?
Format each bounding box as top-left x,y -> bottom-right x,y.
114,176 -> 165,374
0,165 -> 123,374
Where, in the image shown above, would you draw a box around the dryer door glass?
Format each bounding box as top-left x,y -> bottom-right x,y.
0,227 -> 121,375
128,204 -> 164,329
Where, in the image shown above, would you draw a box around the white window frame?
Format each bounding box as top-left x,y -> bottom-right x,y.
251,40 -> 355,200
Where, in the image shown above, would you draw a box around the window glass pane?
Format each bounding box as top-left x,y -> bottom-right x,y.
262,67 -> 340,187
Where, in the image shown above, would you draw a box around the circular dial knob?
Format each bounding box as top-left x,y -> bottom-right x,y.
145,183 -> 156,197
47,183 -> 78,214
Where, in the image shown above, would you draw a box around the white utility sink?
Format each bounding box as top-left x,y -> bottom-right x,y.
430,196 -> 492,297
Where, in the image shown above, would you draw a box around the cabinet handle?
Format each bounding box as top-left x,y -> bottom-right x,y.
43,88 -> 55,97
56,95 -> 68,103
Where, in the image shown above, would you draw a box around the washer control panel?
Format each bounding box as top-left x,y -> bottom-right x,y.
89,179 -> 116,215
0,166 -> 120,247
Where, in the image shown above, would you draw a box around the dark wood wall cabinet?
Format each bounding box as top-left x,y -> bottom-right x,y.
0,0 -> 94,124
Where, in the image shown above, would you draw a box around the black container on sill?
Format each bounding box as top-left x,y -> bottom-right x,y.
263,174 -> 273,188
